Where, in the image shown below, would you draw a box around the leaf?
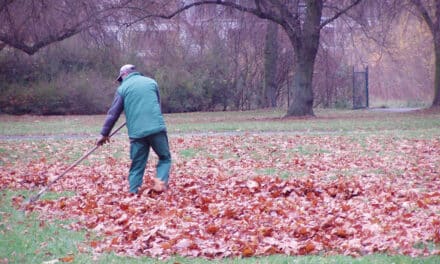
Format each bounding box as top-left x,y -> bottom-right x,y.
59,255 -> 74,263
116,213 -> 129,226
299,241 -> 315,255
246,180 -> 260,191
4,133 -> 440,258
295,226 -> 310,238
334,228 -> 349,238
206,225 -> 219,235
223,208 -> 236,219
434,228 -> 440,243
241,245 -> 255,257
89,240 -> 99,248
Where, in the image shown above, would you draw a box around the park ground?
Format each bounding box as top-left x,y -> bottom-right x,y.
0,108 -> 440,263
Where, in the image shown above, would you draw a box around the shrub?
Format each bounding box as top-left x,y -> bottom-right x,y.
0,70 -> 115,115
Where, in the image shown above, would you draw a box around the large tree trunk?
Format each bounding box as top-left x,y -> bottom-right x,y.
263,21 -> 278,108
434,40 -> 440,106
411,0 -> 440,107
285,0 -> 322,117
287,51 -> 316,116
427,4 -> 440,107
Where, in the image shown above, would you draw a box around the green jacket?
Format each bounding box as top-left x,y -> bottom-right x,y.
101,72 -> 166,138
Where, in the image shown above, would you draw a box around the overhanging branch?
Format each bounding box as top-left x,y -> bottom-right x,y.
125,0 -> 282,27
410,0 -> 435,35
0,24 -> 86,55
320,0 -> 363,29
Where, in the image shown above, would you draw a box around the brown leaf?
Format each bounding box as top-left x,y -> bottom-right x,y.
4,133 -> 440,258
59,255 -> 74,262
206,225 -> 219,235
89,240 -> 99,248
242,246 -> 255,257
299,241 -> 315,255
334,228 -> 349,238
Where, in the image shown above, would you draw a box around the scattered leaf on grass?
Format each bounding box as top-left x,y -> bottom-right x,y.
2,135 -> 440,258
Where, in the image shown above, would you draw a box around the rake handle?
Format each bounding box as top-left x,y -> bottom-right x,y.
27,122 -> 126,203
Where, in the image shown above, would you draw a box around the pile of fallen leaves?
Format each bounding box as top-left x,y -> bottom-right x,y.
1,134 -> 440,258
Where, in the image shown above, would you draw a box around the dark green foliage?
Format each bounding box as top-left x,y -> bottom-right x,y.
162,83 -> 205,113
0,36 -> 118,115
0,71 -> 115,115
0,36 -> 240,115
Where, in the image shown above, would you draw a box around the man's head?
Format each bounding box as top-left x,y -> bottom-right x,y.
116,64 -> 136,82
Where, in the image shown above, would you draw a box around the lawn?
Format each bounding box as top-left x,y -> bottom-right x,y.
1,108 -> 440,263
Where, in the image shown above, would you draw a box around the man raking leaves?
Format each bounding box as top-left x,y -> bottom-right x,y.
97,64 -> 172,194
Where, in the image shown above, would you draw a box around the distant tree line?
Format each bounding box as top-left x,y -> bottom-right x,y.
0,1 -> 437,115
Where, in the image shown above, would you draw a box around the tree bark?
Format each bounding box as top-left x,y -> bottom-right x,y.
434,40 -> 440,106
285,0 -> 322,117
288,52 -> 316,116
263,21 -> 278,108
411,0 -> 440,106
433,1 -> 440,106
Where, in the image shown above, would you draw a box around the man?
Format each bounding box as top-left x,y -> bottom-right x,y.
97,64 -> 171,194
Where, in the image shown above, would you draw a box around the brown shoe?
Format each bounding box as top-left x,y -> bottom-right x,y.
152,178 -> 168,193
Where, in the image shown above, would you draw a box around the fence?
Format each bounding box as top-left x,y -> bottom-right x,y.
352,66 -> 369,109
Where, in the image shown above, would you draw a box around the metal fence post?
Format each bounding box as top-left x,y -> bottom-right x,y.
352,66 -> 355,109
365,66 -> 369,108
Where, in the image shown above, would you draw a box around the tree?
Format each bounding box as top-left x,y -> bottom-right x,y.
133,0 -> 363,116
410,0 -> 440,106
263,21 -> 279,108
1,0 -> 364,116
0,0 -> 119,55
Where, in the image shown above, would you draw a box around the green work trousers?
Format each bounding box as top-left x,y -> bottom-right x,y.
128,131 -> 171,193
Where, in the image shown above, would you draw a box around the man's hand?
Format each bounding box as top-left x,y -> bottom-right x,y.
96,135 -> 110,146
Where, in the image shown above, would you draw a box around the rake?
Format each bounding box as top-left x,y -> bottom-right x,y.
23,122 -> 126,206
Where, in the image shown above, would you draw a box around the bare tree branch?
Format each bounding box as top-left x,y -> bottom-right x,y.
126,1 -> 284,27
320,0 -> 363,29
410,0 -> 435,34
0,27 -> 83,55
0,0 -> 131,54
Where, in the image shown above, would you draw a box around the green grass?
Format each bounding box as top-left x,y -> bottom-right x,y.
0,115 -> 104,136
179,148 -> 201,159
0,190 -> 88,263
1,108 -> 440,136
255,168 -> 294,179
1,109 -> 440,263
289,144 -> 331,155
